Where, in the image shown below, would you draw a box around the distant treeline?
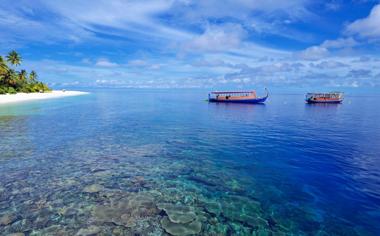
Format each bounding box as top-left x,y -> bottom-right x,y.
0,50 -> 50,94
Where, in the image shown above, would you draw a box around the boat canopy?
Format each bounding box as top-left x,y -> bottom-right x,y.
306,92 -> 343,98
211,91 -> 255,94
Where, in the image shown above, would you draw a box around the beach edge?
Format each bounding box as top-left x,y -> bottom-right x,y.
0,90 -> 89,105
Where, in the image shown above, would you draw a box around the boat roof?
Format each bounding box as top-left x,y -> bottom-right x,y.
211,91 -> 255,94
307,92 -> 343,95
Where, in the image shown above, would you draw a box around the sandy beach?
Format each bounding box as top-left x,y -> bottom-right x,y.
0,90 -> 89,105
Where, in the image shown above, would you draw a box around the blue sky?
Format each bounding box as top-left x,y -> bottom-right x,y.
1,0 -> 380,89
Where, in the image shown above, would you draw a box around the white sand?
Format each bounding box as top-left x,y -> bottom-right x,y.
0,90 -> 89,105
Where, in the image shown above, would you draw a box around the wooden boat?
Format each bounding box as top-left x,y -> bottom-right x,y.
208,89 -> 268,104
306,92 -> 344,104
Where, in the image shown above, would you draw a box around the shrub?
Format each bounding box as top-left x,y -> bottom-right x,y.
0,87 -> 5,94
19,84 -> 34,93
7,87 -> 16,94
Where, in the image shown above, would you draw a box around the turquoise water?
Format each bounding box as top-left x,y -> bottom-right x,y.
0,89 -> 379,235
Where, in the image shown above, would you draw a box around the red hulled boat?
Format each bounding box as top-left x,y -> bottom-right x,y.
306,92 -> 344,104
208,89 -> 268,104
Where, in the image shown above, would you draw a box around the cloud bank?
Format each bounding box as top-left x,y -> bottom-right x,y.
0,0 -> 379,89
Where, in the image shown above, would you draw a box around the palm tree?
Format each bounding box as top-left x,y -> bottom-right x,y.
0,56 -> 8,83
4,69 -> 17,86
6,50 -> 22,67
29,70 -> 37,82
0,56 -> 8,72
19,69 -> 27,82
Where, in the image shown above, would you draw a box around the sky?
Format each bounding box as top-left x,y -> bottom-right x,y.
0,0 -> 380,89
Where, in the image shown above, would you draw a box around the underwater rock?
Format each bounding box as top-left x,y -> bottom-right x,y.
225,179 -> 245,193
94,192 -> 158,228
161,216 -> 202,236
29,224 -> 67,235
83,184 -> 104,193
20,187 -> 33,194
157,203 -> 197,224
7,233 -> 25,236
0,213 -> 17,226
93,170 -> 112,177
204,222 -> 228,235
187,174 -> 217,187
118,214 -> 137,228
228,222 -> 253,235
93,205 -> 116,223
158,187 -> 195,203
76,225 -> 101,236
203,201 -> 222,216
131,176 -> 147,187
58,206 -> 78,217
34,215 -> 50,229
183,195 -> 195,205
62,178 -> 79,187
218,195 -> 266,228
112,226 -> 128,236
255,229 -> 271,236
8,218 -> 33,233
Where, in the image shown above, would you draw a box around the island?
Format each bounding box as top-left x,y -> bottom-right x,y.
0,50 -> 87,104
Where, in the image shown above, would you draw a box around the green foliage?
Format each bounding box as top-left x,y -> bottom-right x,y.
0,56 -> 8,75
6,50 -> 22,66
7,87 -> 16,94
0,51 -> 50,94
30,70 -> 37,81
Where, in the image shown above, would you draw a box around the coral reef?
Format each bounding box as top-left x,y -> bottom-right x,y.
0,141 -> 370,235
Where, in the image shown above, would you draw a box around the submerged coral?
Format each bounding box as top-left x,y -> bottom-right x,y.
0,139 -> 371,236
94,192 -> 158,228
157,203 -> 197,224
161,216 -> 202,236
76,225 -> 101,236
156,203 -> 207,235
0,213 -> 17,226
83,184 -> 104,193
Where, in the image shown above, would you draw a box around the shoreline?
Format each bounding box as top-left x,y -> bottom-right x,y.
0,90 -> 89,105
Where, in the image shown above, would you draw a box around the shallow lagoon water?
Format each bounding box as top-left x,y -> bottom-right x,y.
0,89 -> 379,235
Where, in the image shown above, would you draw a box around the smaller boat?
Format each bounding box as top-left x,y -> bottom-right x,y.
208,89 -> 268,104
306,92 -> 344,104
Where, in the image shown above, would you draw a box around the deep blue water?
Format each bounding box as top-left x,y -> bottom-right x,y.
0,89 -> 379,235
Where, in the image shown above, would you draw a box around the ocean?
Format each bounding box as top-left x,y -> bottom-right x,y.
0,89 -> 379,235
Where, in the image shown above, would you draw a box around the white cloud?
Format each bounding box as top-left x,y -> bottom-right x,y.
127,60 -> 162,70
128,59 -> 148,67
321,37 -> 358,48
183,24 -> 246,52
0,0 -> 308,57
346,4 -> 380,39
297,46 -> 329,60
171,0 -> 314,42
0,7 -> 93,45
296,37 -> 358,61
95,58 -> 118,67
172,0 -> 312,21
192,59 -> 233,68
42,0 -> 193,42
2,0 -> 380,89
19,54 -> 380,89
310,60 -> 349,69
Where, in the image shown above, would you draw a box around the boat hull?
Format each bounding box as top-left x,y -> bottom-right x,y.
306,99 -> 342,104
209,96 -> 267,104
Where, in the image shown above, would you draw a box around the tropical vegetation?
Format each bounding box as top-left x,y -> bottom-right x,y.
0,50 -> 50,94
